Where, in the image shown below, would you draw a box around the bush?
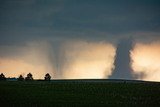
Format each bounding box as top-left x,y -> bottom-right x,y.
44,73 -> 51,81
25,73 -> 33,81
0,73 -> 6,81
17,75 -> 24,81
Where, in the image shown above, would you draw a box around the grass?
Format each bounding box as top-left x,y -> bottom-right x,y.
0,80 -> 160,107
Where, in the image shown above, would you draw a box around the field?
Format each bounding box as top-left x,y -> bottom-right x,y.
0,80 -> 160,107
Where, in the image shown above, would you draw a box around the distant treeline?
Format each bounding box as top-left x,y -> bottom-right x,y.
0,73 -> 51,81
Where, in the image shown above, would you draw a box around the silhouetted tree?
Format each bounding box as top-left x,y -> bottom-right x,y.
44,73 -> 51,81
25,73 -> 33,81
0,73 -> 6,81
17,75 -> 24,81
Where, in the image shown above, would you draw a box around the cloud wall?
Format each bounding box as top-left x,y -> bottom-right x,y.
131,41 -> 160,81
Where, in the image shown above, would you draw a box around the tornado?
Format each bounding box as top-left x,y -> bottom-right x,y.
109,37 -> 134,80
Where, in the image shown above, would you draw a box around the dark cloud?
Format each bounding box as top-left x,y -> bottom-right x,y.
0,0 -> 160,79
0,0 -> 160,41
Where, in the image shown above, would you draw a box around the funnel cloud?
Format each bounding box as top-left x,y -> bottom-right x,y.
0,0 -> 160,81
109,38 -> 134,79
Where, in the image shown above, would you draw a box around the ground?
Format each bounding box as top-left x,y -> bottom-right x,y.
0,80 -> 160,107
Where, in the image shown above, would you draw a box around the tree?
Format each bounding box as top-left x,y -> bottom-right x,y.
0,73 -> 6,81
25,73 -> 33,81
44,73 -> 51,81
17,75 -> 24,81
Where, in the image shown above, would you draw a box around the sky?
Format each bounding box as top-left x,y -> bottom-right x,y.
0,0 -> 160,81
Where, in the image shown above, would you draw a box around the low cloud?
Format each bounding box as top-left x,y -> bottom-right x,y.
0,39 -> 116,79
131,41 -> 160,81
0,40 -> 54,79
60,40 -> 116,79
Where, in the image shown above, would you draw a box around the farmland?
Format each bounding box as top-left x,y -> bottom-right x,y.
0,79 -> 160,107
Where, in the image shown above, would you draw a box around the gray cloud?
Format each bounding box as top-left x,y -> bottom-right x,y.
1,0 -> 160,36
109,37 -> 134,80
0,0 -> 160,79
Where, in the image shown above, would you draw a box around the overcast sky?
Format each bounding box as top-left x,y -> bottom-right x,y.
0,0 -> 160,43
0,0 -> 160,80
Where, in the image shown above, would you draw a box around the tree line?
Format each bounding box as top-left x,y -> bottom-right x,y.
0,73 -> 51,81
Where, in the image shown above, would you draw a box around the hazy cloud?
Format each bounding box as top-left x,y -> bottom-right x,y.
0,0 -> 160,80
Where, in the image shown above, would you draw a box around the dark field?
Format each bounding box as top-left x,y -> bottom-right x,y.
0,80 -> 160,107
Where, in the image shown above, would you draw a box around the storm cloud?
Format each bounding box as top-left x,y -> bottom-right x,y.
0,0 -> 160,80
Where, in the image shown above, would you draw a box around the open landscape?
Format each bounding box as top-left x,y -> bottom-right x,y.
1,0 -> 160,107
0,79 -> 160,107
